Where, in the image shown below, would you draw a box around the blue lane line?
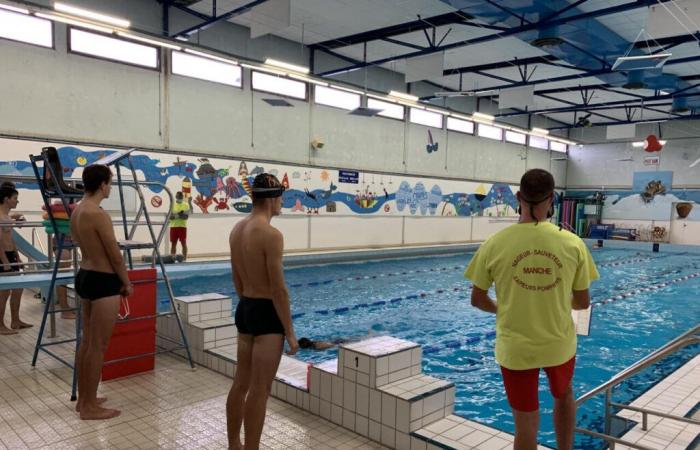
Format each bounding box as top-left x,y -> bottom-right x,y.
592,271 -> 700,307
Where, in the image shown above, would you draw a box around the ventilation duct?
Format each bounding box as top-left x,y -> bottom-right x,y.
623,70 -> 647,90
530,25 -> 564,48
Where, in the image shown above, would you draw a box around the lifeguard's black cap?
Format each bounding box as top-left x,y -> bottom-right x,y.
252,173 -> 285,199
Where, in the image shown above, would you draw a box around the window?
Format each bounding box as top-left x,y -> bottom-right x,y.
367,98 -> 404,120
477,123 -> 503,141
529,134 -> 549,149
69,28 -> 158,68
172,51 -> 242,87
0,7 -> 52,48
315,85 -> 361,110
505,130 -> 526,145
446,117 -> 474,134
251,71 -> 306,100
550,141 -> 568,153
409,108 -> 443,128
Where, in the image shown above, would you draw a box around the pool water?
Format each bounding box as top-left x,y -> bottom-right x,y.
163,248 -> 700,449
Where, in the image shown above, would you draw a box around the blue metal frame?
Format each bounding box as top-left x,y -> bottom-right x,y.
170,0 -> 271,38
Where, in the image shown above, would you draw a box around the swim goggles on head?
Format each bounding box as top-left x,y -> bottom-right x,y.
252,185 -> 285,199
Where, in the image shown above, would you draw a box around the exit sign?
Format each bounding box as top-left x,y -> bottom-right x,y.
644,156 -> 660,166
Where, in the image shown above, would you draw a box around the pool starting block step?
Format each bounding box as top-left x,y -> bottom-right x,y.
174,292 -> 232,323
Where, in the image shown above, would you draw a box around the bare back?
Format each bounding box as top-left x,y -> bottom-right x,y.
229,216 -> 282,299
70,202 -> 117,273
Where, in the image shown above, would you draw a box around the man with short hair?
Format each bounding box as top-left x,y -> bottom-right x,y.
169,191 -> 189,261
71,164 -> 132,420
0,185 -> 31,334
465,169 -> 599,450
227,173 -> 298,450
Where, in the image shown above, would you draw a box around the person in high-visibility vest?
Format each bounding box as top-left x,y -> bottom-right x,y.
169,191 -> 190,261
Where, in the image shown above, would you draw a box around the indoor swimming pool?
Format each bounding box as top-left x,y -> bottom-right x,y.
163,247 -> 700,449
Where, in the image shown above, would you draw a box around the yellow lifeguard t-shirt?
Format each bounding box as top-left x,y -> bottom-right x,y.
465,222 -> 599,370
169,201 -> 189,228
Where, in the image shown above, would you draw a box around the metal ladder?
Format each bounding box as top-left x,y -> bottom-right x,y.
30,147 -> 194,401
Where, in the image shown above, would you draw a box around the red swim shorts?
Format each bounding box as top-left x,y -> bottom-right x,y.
500,356 -> 576,412
169,227 -> 187,244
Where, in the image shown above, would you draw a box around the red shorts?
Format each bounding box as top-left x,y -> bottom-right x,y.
500,356 -> 575,412
169,227 -> 187,244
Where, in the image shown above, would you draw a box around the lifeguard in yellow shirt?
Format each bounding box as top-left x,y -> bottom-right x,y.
465,169 -> 599,450
169,191 -> 190,261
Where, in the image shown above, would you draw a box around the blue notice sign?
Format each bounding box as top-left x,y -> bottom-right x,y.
339,170 -> 359,184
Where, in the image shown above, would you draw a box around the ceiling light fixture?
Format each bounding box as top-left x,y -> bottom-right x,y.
632,142 -> 645,147
288,73 -> 328,86
116,31 -> 181,50
264,58 -> 309,74
388,90 -> 419,102
531,127 -> 550,135
54,2 -> 130,28
472,111 -> 495,122
0,3 -> 29,14
35,12 -> 114,33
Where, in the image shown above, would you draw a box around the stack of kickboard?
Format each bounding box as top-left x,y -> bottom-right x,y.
42,202 -> 77,235
561,199 -> 586,236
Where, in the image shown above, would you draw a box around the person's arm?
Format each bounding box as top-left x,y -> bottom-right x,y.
471,286 -> 497,314
572,289 -> 590,310
265,229 -> 298,355
93,212 -> 132,296
229,231 -> 244,296
314,341 -> 335,350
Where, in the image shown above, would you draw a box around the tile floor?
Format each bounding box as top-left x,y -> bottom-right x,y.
0,292 -> 387,450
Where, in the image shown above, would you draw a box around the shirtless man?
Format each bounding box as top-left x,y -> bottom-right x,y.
227,173 -> 298,450
70,164 -> 132,420
0,185 -> 31,334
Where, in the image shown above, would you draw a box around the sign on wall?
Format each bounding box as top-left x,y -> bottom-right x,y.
643,156 -> 660,166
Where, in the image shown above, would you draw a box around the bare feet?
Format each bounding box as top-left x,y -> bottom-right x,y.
61,311 -> 77,320
0,326 -> 18,335
79,406 -> 120,420
229,441 -> 242,450
10,320 -> 33,329
76,397 -> 107,412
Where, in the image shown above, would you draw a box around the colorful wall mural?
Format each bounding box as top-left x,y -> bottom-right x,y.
0,143 -> 520,218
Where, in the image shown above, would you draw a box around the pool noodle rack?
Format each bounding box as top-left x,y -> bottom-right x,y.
559,195 -> 604,237
28,147 -> 194,401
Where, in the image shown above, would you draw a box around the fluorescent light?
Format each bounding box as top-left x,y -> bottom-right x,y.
659,90 -> 671,95
288,73 -> 328,86
426,107 -> 446,115
632,141 -> 644,147
242,63 -> 287,76
54,2 -> 130,28
472,111 -> 495,122
35,12 -> 113,33
116,31 -> 181,50
389,90 -> 419,102
184,48 -> 237,65
551,138 -> 577,146
0,3 -> 29,14
531,127 -> 549,135
264,58 -> 309,74
660,140 -> 667,145
334,85 -> 364,95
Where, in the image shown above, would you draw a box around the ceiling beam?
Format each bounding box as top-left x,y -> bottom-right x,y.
313,0 -> 677,76
548,113 -> 700,130
171,0 -> 271,38
442,55 -> 563,75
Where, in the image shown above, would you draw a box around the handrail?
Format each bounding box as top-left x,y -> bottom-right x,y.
576,325 -> 700,405
575,325 -> 700,447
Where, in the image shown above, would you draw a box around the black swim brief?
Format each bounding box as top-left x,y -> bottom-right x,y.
0,251 -> 22,273
75,269 -> 122,301
234,296 -> 285,336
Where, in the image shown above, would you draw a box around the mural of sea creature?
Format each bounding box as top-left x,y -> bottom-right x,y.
383,188 -> 389,200
428,185 -> 442,215
213,194 -> 230,211
411,182 -> 428,215
292,172 -> 301,179
354,186 -> 378,209
320,170 -> 330,182
196,160 -> 217,178
250,166 -> 264,176
321,182 -> 337,199
281,173 -> 290,189
218,167 -> 230,177
426,130 -> 439,153
304,188 -> 317,202
216,176 -> 225,192
193,194 -> 213,214
233,201 -> 252,213
641,180 -> 667,203
307,207 -> 319,215
291,199 -> 304,212
474,184 -> 487,201
238,161 -> 249,177
225,177 -> 242,198
395,181 -> 412,212
76,156 -> 87,166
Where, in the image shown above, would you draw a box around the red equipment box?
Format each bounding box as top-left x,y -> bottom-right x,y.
102,268 -> 157,381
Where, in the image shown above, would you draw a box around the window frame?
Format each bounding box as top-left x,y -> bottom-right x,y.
505,130 -> 527,145
528,134 -> 550,150
550,141 -> 568,153
366,97 -> 405,121
0,7 -> 54,50
170,50 -> 243,89
314,85 -> 362,111
477,123 -> 503,141
446,116 -> 475,135
67,26 -> 161,71
251,70 -> 308,102
409,107 -> 444,129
